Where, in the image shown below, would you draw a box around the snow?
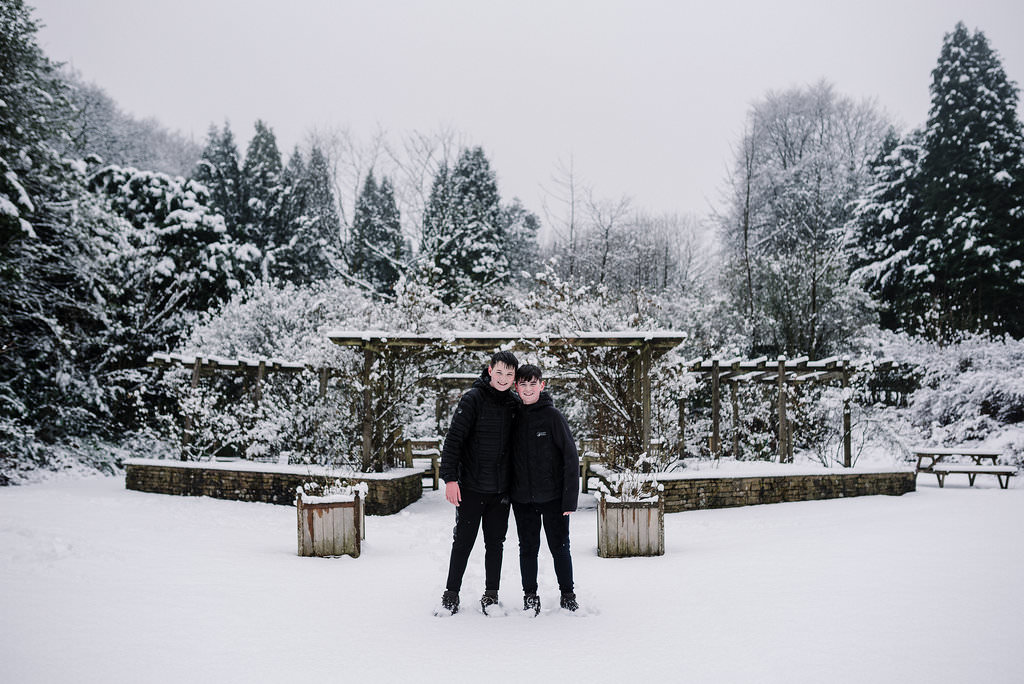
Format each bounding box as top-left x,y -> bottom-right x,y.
2,474 -> 1022,683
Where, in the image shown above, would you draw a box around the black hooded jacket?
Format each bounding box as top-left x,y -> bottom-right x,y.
438,368 -> 519,494
510,391 -> 579,512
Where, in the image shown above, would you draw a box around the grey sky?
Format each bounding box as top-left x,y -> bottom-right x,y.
28,0 -> 1024,222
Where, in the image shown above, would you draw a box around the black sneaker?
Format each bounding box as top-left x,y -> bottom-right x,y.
560,591 -> 578,612
480,590 -> 499,615
440,590 -> 459,615
523,592 -> 541,616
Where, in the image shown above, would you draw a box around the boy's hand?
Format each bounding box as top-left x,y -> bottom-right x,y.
563,512 -> 572,516
445,482 -> 462,506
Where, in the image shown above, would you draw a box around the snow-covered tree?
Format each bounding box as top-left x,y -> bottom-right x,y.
61,72 -> 201,177
501,198 -> 541,283
88,165 -> 258,341
273,145 -> 344,286
420,146 -> 509,303
718,81 -> 888,355
891,24 -> 1022,338
851,24 -> 1024,340
0,1 -> 139,476
848,130 -> 926,331
349,170 -> 404,295
241,120 -> 283,254
192,122 -> 246,239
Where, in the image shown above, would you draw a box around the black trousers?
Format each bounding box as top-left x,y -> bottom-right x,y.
444,490 -> 510,593
512,499 -> 574,594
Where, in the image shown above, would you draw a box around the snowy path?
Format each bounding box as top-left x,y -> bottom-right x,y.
1,474 -> 1022,683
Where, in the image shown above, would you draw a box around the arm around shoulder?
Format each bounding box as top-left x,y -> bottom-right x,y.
439,390 -> 478,484
553,408 -> 579,513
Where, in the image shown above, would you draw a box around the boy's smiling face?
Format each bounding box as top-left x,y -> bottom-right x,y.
488,362 -> 516,392
515,377 -> 545,405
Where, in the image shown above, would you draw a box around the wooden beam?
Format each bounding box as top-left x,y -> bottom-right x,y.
730,381 -> 740,458
777,356 -> 789,463
711,359 -> 721,459
361,349 -> 374,472
842,359 -> 852,467
641,344 -> 653,451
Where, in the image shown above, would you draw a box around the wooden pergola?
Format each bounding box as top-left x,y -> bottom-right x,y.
326,331 -> 687,469
149,345 -> 890,469
148,352 -> 309,400
686,356 -> 892,466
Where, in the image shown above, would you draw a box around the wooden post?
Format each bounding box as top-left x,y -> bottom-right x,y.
777,356 -> 788,463
318,367 -> 329,400
435,392 -> 445,435
255,360 -> 265,406
842,358 -> 852,467
640,343 -> 653,452
711,358 -> 721,459
181,357 -> 202,459
361,349 -> 374,472
730,381 -> 740,458
677,398 -> 686,459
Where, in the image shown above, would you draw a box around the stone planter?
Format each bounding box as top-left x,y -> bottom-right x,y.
296,491 -> 364,558
597,492 -> 665,558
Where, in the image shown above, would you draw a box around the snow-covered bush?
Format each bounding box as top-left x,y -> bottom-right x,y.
847,330 -> 1024,463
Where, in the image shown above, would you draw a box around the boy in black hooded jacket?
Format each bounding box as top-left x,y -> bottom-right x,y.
437,350 -> 519,616
510,364 -> 580,613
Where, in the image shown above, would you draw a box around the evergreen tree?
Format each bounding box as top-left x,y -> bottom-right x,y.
917,22 -> 1024,337
192,121 -> 245,239
850,23 -> 1024,339
274,146 -> 343,285
88,165 -> 251,319
0,1 -> 132,473
849,130 -> 926,331
420,146 -> 508,302
350,170 -> 404,294
241,119 -> 283,252
503,198 -> 541,281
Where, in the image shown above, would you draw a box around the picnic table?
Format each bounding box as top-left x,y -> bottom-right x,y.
912,446 -> 1016,489
911,446 -> 1001,472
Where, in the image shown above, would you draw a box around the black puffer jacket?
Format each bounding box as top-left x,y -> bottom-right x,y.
510,391 -> 579,512
438,368 -> 518,494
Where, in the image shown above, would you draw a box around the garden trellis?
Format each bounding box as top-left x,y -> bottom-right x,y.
150,344 -> 889,470
326,331 -> 688,470
685,356 -> 892,466
148,353 -> 314,457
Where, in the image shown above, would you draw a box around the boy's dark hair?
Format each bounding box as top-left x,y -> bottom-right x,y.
516,364 -> 543,383
490,350 -> 519,369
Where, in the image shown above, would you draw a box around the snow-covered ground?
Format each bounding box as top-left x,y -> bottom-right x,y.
2,473 -> 1022,683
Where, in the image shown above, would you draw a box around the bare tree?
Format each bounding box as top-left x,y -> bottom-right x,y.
540,155 -> 586,278
717,80 -> 889,355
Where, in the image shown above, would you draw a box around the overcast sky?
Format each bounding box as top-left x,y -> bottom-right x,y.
28,0 -> 1024,223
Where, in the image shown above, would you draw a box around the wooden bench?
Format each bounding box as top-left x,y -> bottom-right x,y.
931,464 -> 1017,489
404,438 -> 441,490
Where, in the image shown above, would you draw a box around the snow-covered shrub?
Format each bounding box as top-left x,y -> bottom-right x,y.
904,335 -> 1023,442
510,265 -> 695,471
851,330 -> 1024,462
161,275 -> 503,470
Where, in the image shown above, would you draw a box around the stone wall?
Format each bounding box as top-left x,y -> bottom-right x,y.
660,471 -> 916,513
125,461 -> 423,515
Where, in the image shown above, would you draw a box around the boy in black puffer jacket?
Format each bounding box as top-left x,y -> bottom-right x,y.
437,350 -> 519,616
511,364 -> 580,614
